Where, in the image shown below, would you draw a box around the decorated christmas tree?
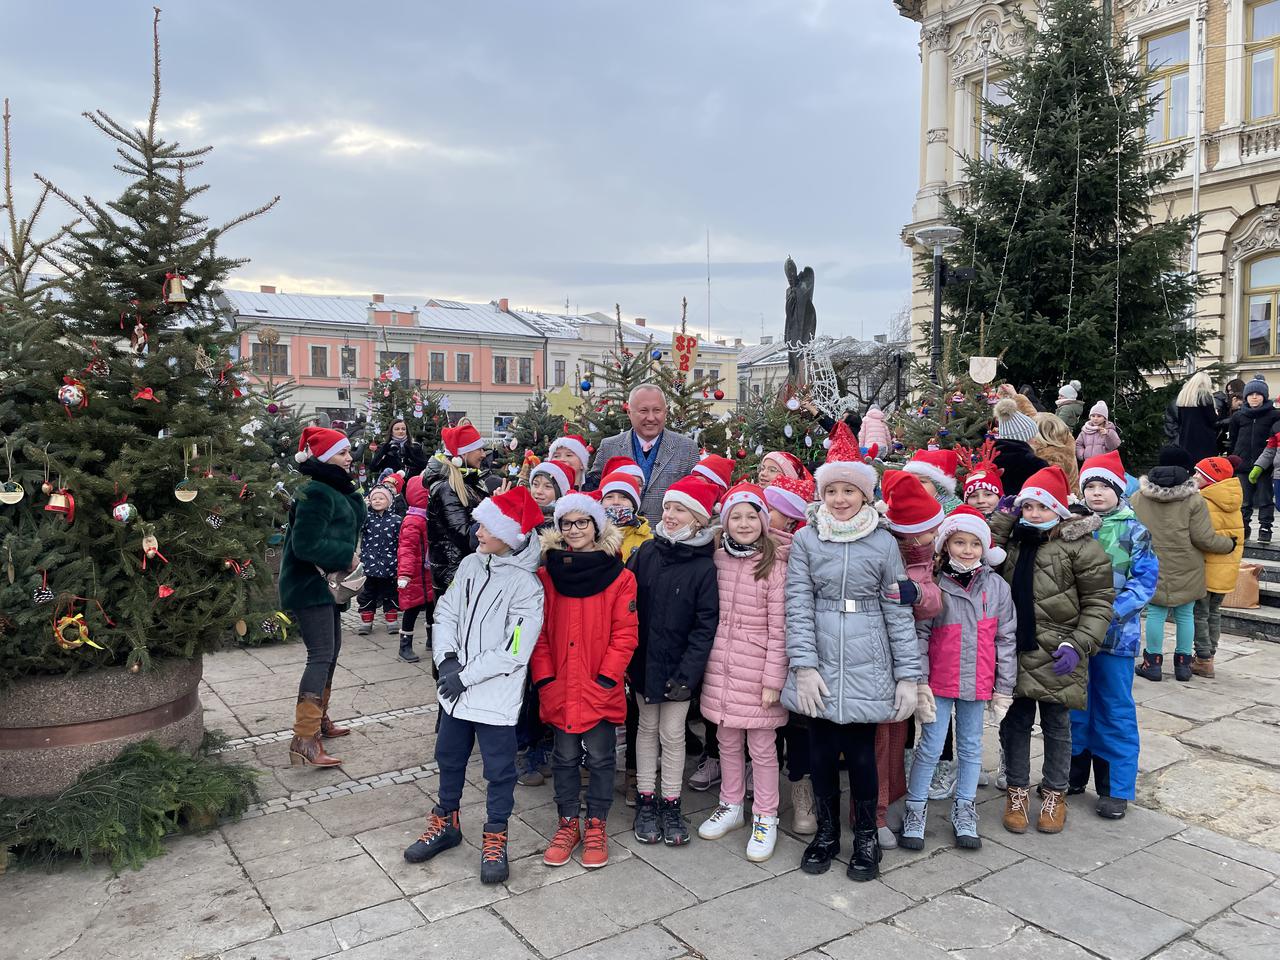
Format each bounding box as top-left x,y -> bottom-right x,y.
890,340 -> 997,459
354,359 -> 446,485
511,389 -> 565,457
249,366 -> 309,475
1,12 -> 281,678
732,384 -> 829,478
577,306 -> 660,452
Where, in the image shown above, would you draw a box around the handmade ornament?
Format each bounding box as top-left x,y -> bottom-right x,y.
805,435 -> 814,448
194,345 -> 215,378
755,444 -> 763,455
157,584 -> 175,599
54,613 -> 104,650
130,318 -> 148,355
44,488 -> 75,524
141,529 -> 167,568
0,441 -> 22,505
58,376 -> 88,415
206,511 -> 224,529
261,611 -> 292,639
134,387 -> 160,403
234,619 -> 248,637
111,497 -> 138,524
786,397 -> 801,411
174,479 -> 198,502
33,570 -> 54,605
784,424 -> 794,438
163,271 -> 189,304
969,356 -> 998,385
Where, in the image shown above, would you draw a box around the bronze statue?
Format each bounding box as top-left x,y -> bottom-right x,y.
784,256 -> 816,382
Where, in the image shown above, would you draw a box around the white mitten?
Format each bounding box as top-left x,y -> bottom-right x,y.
396,576 -> 409,590
988,692 -> 1013,726
915,683 -> 937,725
892,679 -> 916,722
794,667 -> 830,718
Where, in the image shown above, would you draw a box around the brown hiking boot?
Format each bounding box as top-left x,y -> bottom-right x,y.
581,818 -> 609,868
1037,788 -> 1068,834
543,816 -> 581,867
319,687 -> 350,738
289,694 -> 342,767
1191,656 -> 1215,678
1002,786 -> 1030,834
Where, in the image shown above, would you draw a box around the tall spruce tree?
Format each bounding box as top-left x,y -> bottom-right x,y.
511,390 -> 565,457
1,10 -> 280,679
940,0 -> 1205,463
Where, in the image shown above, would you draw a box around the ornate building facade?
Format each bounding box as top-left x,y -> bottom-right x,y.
894,0 -> 1280,386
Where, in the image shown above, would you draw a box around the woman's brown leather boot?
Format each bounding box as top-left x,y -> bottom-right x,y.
290,693 -> 342,767
320,687 -> 350,738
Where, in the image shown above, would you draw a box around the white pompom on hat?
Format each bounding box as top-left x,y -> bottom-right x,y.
473,486 -> 544,549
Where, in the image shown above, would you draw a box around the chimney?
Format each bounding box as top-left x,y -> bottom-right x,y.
497,298 -> 510,312
761,336 -> 773,345
634,317 -> 647,327
371,293 -> 385,303
259,284 -> 276,294
734,338 -> 743,348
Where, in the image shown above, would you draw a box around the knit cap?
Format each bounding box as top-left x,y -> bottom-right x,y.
1058,380 -> 1081,401
1244,377 -> 1270,402
963,461 -> 1004,500
1158,445 -> 1194,471
1195,456 -> 1234,486
994,398 -> 1038,443
1089,400 -> 1109,419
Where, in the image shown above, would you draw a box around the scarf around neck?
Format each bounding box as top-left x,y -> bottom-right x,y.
813,504 -> 879,543
1010,523 -> 1046,652
721,532 -> 760,557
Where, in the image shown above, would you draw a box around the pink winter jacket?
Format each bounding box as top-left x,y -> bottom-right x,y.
700,537 -> 789,730
859,407 -> 893,452
915,566 -> 1017,701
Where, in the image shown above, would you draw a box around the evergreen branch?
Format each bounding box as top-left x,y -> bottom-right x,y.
147,7 -> 162,149
32,173 -> 92,220
213,196 -> 280,236
82,110 -> 144,151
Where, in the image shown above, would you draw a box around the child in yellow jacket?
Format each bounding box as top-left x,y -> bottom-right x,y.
1192,457 -> 1244,677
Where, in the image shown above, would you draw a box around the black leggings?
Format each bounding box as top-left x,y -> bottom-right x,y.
297,603 -> 342,698
809,717 -> 878,803
401,602 -> 433,635
776,714 -> 811,781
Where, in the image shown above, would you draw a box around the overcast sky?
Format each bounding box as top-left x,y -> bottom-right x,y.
1,1 -> 922,343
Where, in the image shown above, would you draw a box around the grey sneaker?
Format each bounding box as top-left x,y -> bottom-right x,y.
929,760 -> 957,800
688,756 -> 721,792
952,798 -> 981,849
877,825 -> 898,850
900,799 -> 927,850
996,747 -> 1008,791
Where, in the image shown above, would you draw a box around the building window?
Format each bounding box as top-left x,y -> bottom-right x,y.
709,366 -> 720,386
380,350 -> 409,380
340,346 -> 357,378
251,342 -> 288,375
554,360 -> 566,386
752,383 -> 762,397
1144,26 -> 1190,141
446,410 -> 468,426
455,354 -> 471,382
430,351 -> 445,382
1246,254 -> 1280,357
1250,1 -> 1280,120
973,75 -> 1011,160
309,345 -> 327,377
693,368 -> 704,381
518,357 -> 532,384
493,356 -> 508,384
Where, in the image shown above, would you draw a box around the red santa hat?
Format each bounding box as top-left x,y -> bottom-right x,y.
719,481 -> 767,526
600,470 -> 642,510
762,450 -> 805,481
553,491 -> 607,535
472,486 -> 544,549
295,426 -> 351,464
814,422 -> 877,500
934,504 -> 1006,566
548,434 -> 590,469
1079,450 -> 1127,497
602,455 -> 645,488
692,453 -> 735,490
663,476 -> 718,523
379,469 -> 406,494
765,473 -> 815,522
904,448 -> 959,495
963,461 -> 1004,500
530,459 -> 576,497
441,423 -> 485,463
881,469 -> 945,535
1015,465 -> 1073,519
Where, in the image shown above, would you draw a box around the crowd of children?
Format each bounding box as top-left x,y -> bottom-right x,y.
286,377 -> 1256,887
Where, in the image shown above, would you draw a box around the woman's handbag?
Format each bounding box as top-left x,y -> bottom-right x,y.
321,562 -> 366,604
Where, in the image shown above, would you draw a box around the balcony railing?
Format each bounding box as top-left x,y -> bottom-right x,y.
1142,139 -> 1190,178
1239,116 -> 1280,162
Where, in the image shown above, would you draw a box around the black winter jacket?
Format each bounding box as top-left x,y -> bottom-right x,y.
993,438 -> 1049,496
626,529 -> 719,703
1168,401 -> 1221,463
1228,405 -> 1280,469
425,458 -> 487,592
369,437 -> 429,480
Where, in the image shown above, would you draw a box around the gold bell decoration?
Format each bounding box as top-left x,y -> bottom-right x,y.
163,271 -> 189,304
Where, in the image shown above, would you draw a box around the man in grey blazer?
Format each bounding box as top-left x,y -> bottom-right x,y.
588,383 -> 701,521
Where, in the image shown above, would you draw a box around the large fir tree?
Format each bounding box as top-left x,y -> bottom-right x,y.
1,11 -> 280,679
939,0 -> 1205,463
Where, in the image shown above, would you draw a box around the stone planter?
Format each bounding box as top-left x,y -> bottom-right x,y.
0,656 -> 204,798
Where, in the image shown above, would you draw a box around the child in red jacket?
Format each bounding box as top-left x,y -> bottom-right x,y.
532,493 -> 638,870
396,475 -> 435,664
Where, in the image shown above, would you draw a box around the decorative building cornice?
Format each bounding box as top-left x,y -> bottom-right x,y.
1117,0 -> 1197,15
926,127 -> 950,143
951,15 -> 1028,72
1229,206 -> 1280,267
922,23 -> 951,51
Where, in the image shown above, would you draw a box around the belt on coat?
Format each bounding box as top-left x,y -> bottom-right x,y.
814,597 -> 879,613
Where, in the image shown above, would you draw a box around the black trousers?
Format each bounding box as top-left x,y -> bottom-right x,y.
809,717 -> 878,805
435,710 -> 517,826
296,603 -> 342,698
552,720 -> 617,821
356,575 -> 399,616
777,714 -> 811,782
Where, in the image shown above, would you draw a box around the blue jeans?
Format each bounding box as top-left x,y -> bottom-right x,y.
906,697 -> 985,803
435,710 -> 518,826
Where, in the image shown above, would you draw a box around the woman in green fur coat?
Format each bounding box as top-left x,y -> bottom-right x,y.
280,427 -> 366,768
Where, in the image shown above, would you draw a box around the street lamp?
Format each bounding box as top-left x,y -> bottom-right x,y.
915,224 -> 969,382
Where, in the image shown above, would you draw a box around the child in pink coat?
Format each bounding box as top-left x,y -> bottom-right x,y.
859,404 -> 894,452
697,483 -> 788,862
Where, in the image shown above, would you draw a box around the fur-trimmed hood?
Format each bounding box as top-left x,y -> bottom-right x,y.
1138,473 -> 1197,502
1051,510 -> 1102,542
539,520 -> 624,556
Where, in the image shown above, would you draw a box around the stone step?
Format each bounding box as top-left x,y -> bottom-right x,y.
1249,557 -> 1280,582
1219,601 -> 1280,642
1243,540 -> 1280,562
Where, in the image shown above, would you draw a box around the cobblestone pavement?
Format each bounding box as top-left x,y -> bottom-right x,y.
6,613 -> 1280,959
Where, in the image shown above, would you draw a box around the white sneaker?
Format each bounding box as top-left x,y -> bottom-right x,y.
745,814 -> 778,862
929,760 -> 957,800
878,825 -> 898,849
698,802 -> 745,840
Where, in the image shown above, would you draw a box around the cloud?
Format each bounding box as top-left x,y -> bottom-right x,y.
244,120 -> 500,163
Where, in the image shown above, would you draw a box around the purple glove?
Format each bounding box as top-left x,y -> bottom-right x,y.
996,495 -> 1018,515
1051,644 -> 1081,676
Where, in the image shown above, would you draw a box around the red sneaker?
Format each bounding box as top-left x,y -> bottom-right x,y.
581,817 -> 609,869
543,816 -> 581,867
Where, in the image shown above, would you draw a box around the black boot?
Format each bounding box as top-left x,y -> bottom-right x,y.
1174,653 -> 1193,682
1262,524 -> 1273,544
423,623 -> 433,651
1091,756 -> 1127,818
633,792 -> 662,844
403,806 -> 462,863
660,795 -> 690,846
1135,652 -> 1163,682
398,632 -> 420,663
801,792 -> 841,875
480,822 -> 509,884
1068,750 -> 1092,795
848,799 -> 882,882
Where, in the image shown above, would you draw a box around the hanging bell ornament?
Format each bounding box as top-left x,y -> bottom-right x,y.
44,488 -> 75,524
163,272 -> 189,304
